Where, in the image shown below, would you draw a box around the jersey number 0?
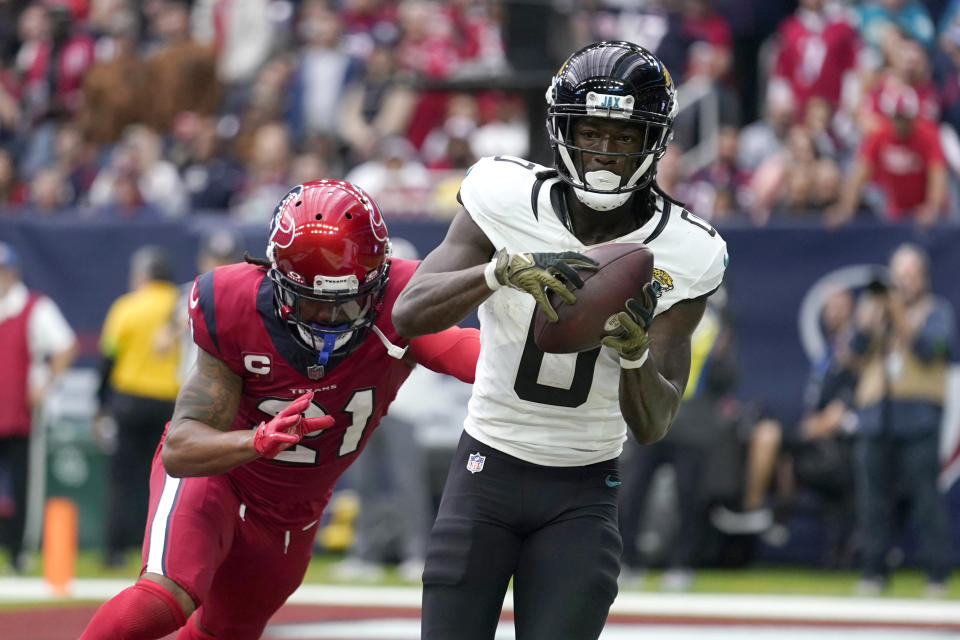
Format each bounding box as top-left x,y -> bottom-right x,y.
514,313 -> 600,407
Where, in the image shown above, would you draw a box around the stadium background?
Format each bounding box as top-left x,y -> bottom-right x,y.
4,216 -> 960,568
1,0 -> 960,633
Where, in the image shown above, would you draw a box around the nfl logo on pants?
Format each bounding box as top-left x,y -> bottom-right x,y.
466,452 -> 486,474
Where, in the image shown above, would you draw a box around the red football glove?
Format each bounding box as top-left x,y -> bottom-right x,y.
252,391 -> 334,459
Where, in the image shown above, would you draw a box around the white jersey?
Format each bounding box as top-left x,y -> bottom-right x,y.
459,155 -> 728,466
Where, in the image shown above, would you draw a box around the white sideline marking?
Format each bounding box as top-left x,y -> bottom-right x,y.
266,620 -> 955,640
0,578 -> 958,627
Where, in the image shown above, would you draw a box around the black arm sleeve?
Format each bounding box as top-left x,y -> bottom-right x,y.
97,357 -> 114,407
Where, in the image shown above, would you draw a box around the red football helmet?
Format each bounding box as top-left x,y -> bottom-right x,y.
266,180 -> 391,363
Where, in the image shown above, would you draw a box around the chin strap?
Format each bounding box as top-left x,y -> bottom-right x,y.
371,325 -> 408,359
572,185 -> 633,211
309,324 -> 347,366
317,331 -> 339,365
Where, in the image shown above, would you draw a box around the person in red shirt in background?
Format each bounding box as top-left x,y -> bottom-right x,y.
0,241 -> 75,573
860,35 -> 940,133
771,0 -> 860,116
681,0 -> 734,80
827,86 -> 947,226
19,2 -> 94,125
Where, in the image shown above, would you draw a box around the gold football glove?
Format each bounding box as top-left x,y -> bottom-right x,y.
492,248 -> 598,322
601,281 -> 661,361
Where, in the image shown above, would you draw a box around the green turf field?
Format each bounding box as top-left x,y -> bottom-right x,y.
1,550 -> 956,601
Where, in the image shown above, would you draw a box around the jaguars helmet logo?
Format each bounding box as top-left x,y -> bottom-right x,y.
652,268 -> 674,298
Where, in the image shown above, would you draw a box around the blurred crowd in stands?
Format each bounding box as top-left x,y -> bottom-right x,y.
0,0 -> 958,225
617,242 -> 958,596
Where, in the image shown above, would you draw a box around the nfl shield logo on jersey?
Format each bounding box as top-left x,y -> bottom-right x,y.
466,452 -> 486,474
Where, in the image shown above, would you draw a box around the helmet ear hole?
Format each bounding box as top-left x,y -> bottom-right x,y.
295,201 -> 302,206
345,213 -> 352,219
315,213 -> 322,220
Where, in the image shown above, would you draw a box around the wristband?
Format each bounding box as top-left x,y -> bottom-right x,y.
483,258 -> 502,291
619,350 -> 649,370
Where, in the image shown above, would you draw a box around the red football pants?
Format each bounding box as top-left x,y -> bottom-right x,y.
143,452 -> 317,639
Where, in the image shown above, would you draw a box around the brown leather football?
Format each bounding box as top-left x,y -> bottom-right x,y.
533,243 -> 654,353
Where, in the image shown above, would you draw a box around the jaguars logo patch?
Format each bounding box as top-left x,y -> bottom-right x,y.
652,268 -> 674,298
662,64 -> 673,88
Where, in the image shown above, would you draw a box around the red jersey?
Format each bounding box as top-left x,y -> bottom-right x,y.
187,258 -> 420,524
683,14 -> 732,50
23,34 -> 95,115
0,294 -> 37,438
773,11 -> 859,111
859,118 -> 945,220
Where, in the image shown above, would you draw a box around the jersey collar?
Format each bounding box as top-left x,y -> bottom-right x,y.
641,197 -> 671,244
546,185 -> 670,245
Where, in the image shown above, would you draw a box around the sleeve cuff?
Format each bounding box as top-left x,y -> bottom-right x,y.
483,258 -> 502,291
620,350 -> 650,370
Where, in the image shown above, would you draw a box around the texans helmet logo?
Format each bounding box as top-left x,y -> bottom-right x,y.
188,281 -> 200,309
368,199 -> 387,242
269,185 -> 302,250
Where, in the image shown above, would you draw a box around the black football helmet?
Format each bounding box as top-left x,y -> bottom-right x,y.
546,41 -> 678,211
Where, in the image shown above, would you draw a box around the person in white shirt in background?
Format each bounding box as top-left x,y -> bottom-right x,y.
0,241 -> 76,573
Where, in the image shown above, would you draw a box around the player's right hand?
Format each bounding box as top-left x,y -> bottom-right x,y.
252,391 -> 334,459
601,281 -> 660,362
492,248 -> 598,322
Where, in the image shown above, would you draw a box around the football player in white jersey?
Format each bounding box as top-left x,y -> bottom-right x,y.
394,41 -> 727,640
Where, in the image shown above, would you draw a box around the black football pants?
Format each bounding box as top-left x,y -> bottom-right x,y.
105,392 -> 175,559
421,432 -> 622,640
0,435 -> 28,565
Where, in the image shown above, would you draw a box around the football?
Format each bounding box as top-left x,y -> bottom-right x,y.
533,243 -> 654,353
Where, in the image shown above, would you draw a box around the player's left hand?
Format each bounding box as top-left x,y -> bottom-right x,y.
601,281 -> 660,362
252,391 -> 334,459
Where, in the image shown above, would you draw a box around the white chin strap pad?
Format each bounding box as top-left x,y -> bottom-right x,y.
572,187 -> 632,211
572,170 -> 628,211
584,170 -> 622,190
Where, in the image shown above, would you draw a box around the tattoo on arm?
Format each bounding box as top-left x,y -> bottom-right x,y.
171,350 -> 242,432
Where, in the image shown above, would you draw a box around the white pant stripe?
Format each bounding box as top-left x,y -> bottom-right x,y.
145,473 -> 182,575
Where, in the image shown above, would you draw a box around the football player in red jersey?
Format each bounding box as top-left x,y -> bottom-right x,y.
80,180 -> 480,640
